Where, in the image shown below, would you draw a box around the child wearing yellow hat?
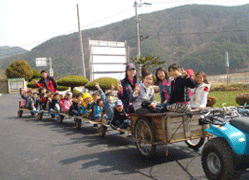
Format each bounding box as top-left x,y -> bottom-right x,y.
82,92 -> 93,116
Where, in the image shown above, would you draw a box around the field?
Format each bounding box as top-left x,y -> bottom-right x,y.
155,91 -> 243,108
209,91 -> 242,107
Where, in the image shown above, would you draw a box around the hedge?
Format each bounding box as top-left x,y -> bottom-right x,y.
6,60 -> 33,80
57,76 -> 88,92
85,77 -> 117,91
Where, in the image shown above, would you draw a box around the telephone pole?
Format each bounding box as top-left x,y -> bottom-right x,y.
77,4 -> 86,78
134,0 -> 151,78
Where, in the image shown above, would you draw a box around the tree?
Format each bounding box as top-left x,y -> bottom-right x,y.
6,60 -> 33,80
130,55 -> 165,78
57,76 -> 88,92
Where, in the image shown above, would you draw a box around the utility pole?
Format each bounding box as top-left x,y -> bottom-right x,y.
77,4 -> 86,78
134,0 -> 151,78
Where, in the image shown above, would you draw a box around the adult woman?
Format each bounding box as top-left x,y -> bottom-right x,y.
118,63 -> 140,113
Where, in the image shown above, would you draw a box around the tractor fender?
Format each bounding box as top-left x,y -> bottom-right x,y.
205,123 -> 249,155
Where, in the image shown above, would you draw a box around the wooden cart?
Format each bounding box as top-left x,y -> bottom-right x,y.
128,111 -> 210,157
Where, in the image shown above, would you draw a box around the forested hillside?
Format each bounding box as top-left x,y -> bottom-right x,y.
0,46 -> 27,59
1,4 -> 249,78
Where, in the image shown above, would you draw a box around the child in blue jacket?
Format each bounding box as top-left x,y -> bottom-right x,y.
95,83 -> 115,123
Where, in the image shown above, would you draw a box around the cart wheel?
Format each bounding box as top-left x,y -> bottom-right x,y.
99,125 -> 107,137
185,138 -> 205,150
57,115 -> 64,123
202,137 -> 242,180
134,118 -> 156,157
38,113 -> 43,120
18,110 -> 23,118
75,119 -> 82,129
51,114 -> 55,118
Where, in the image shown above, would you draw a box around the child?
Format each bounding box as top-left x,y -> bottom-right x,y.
110,100 -> 130,133
62,92 -> 73,113
88,91 -> 100,120
39,87 -> 46,99
19,88 -> 34,110
50,93 -> 60,113
166,63 -> 196,113
59,92 -> 65,108
69,94 -> 83,116
190,71 -> 210,109
95,83 -> 115,123
156,67 -> 173,105
32,92 -> 40,111
132,72 -> 158,114
19,89 -> 27,108
94,99 -> 104,121
40,90 -> 52,110
82,92 -> 93,115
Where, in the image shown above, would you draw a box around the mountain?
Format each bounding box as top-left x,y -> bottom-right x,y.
0,46 -> 28,59
1,4 -> 249,79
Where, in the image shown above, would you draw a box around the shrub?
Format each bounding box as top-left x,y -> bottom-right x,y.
27,78 -> 40,88
85,77 -> 118,91
6,60 -> 33,80
57,76 -> 88,92
57,86 -> 69,91
206,96 -> 217,107
235,93 -> 249,105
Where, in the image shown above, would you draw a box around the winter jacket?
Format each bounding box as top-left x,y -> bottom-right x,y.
99,89 -> 115,121
35,76 -> 58,93
118,78 -> 140,112
190,83 -> 210,108
132,83 -> 156,111
159,77 -> 173,104
110,108 -> 128,130
88,101 -> 98,120
69,102 -> 82,116
62,98 -> 72,112
169,75 -> 196,105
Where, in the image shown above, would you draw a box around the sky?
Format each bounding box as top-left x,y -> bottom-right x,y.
1,0 -> 249,51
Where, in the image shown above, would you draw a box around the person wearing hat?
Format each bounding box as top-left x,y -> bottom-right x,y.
117,63 -> 140,113
110,100 -> 130,134
32,70 -> 58,93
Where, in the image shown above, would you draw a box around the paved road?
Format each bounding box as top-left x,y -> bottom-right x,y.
0,93 -> 248,180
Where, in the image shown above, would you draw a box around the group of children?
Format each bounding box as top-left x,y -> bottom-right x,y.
133,63 -> 210,114
19,62 -> 210,133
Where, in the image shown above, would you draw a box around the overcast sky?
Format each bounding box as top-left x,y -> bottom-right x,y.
1,0 -> 249,51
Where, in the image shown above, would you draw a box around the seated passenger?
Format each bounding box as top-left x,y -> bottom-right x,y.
82,92 -> 93,116
132,73 -> 159,114
62,92 -> 72,113
94,99 -> 104,122
69,94 -> 83,116
50,93 -> 60,113
95,83 -> 115,123
110,100 -> 130,134
88,91 -> 100,120
165,63 -> 196,113
19,88 -> 34,110
32,92 -> 40,111
40,90 -> 52,110
190,71 -> 210,109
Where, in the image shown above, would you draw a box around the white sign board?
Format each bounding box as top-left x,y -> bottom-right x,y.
92,56 -> 126,64
36,57 -> 47,67
94,73 -> 125,80
89,39 -> 128,81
